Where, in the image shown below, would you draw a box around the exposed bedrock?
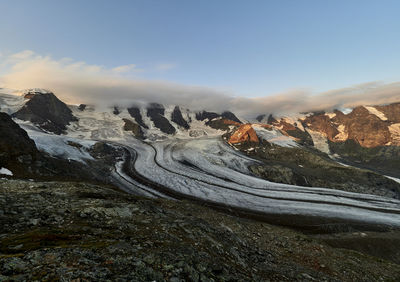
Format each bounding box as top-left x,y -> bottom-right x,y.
146,103 -> 176,135
12,92 -> 77,134
171,106 -> 190,129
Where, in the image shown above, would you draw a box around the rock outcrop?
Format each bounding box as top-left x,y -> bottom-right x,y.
0,113 -> 39,167
127,106 -> 148,129
302,113 -> 339,141
113,106 -> 120,115
376,103 -> 400,122
195,111 -> 220,121
146,103 -> 176,135
206,118 -> 241,131
256,114 -> 265,122
171,106 -> 190,129
228,124 -> 259,144
123,118 -> 144,139
78,104 -> 86,111
302,106 -> 394,148
221,111 -> 242,124
337,106 -> 391,148
264,117 -> 313,146
12,92 -> 77,134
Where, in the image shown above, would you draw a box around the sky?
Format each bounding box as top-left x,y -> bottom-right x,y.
1,0 -> 400,115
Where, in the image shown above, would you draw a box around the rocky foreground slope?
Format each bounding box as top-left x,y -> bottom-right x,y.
1,179 -> 400,281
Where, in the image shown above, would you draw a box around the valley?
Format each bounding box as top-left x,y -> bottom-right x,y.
1,89 -> 400,280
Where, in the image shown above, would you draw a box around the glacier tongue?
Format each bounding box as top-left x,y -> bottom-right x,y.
115,136 -> 400,229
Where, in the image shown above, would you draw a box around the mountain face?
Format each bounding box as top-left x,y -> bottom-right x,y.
264,104 -> 400,150
253,104 -> 400,177
0,111 -> 113,182
12,92 -> 77,134
302,107 -> 392,148
0,112 -> 39,167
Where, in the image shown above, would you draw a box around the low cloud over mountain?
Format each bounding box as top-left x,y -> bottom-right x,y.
1,50 -> 400,116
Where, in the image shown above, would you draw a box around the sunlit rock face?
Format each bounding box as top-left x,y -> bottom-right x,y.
375,103 -> 400,123
228,124 -> 259,144
300,106 -> 393,148
302,114 -> 339,142
253,102 -> 400,149
336,106 -> 391,148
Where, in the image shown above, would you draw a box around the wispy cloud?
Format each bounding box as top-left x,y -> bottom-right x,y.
1,50 -> 400,117
112,64 -> 143,74
8,50 -> 35,61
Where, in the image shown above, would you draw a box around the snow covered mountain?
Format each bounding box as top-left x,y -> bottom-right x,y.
1,88 -> 400,232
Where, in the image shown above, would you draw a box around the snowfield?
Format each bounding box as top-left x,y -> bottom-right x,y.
252,124 -> 298,147
19,123 -> 96,163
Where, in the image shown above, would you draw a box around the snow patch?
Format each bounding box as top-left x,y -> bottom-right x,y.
388,123 -> 400,145
0,92 -> 26,115
0,168 -> 13,176
365,106 -> 388,121
333,124 -> 348,141
340,108 -> 353,115
386,176 -> 400,184
306,129 -> 330,154
325,113 -> 336,119
252,124 -> 298,147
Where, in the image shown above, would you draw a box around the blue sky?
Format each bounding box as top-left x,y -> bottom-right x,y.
1,0 -> 400,98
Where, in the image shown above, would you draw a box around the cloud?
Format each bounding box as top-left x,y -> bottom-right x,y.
0,51 -> 232,112
8,50 -> 35,61
112,64 -> 141,73
1,50 -> 400,118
